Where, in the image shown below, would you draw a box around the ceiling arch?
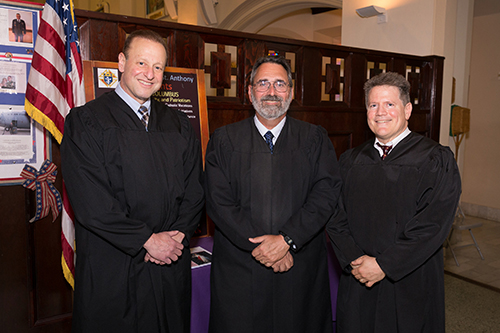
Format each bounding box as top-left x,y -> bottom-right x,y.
217,0 -> 342,33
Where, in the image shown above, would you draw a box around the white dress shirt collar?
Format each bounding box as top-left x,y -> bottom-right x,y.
253,116 -> 286,145
115,82 -> 151,120
374,127 -> 411,157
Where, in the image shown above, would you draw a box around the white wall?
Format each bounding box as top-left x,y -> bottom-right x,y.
461,6 -> 500,214
342,0 -> 463,148
436,0 -> 458,146
342,0 -> 435,56
449,0 -> 474,174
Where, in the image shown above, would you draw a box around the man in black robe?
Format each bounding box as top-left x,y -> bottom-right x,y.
327,72 -> 461,332
61,30 -> 204,333
205,56 -> 342,332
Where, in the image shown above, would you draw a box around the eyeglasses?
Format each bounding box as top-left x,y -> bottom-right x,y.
253,80 -> 291,93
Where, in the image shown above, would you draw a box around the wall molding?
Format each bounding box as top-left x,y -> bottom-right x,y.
461,202 -> 500,222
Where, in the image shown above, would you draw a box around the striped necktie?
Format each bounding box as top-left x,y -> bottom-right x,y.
138,105 -> 149,129
376,142 -> 392,160
264,131 -> 274,154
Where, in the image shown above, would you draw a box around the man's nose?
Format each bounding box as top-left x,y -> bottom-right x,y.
144,67 -> 154,80
267,83 -> 277,95
376,106 -> 387,115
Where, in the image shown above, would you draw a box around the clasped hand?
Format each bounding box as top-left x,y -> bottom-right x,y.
143,230 -> 185,265
350,255 -> 385,287
249,235 -> 293,273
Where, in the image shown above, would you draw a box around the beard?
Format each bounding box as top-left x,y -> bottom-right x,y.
251,91 -> 292,120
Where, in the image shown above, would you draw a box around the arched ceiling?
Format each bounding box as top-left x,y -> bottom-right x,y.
217,0 -> 342,33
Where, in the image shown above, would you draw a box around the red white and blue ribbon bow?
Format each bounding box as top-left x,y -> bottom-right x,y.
20,159 -> 62,223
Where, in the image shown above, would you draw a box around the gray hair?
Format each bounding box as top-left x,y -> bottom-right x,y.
250,56 -> 293,86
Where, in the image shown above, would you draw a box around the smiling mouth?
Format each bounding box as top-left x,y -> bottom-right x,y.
376,119 -> 391,123
139,80 -> 154,86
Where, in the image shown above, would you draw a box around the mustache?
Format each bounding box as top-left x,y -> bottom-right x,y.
260,95 -> 283,102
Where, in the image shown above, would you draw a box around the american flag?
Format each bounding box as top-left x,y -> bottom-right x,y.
25,0 -> 85,289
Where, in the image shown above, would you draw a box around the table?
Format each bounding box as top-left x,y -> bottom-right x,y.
190,235 -> 342,333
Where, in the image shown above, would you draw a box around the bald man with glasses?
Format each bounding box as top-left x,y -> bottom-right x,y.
205,55 -> 342,333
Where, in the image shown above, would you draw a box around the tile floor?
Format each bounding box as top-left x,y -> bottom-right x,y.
444,215 -> 500,291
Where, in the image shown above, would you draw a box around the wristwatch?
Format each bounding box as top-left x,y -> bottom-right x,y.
279,231 -> 297,251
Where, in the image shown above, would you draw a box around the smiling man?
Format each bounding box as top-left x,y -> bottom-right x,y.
61,30 -> 204,333
327,72 -> 461,332
205,56 -> 342,332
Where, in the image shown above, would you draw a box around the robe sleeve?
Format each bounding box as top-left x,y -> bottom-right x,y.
376,146 -> 461,281
167,111 -> 205,244
278,126 -> 342,251
326,149 -> 365,271
204,128 -> 258,252
61,107 -> 153,257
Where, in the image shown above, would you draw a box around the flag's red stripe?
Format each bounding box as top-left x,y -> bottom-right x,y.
62,184 -> 75,274
61,231 -> 75,273
65,76 -> 75,109
31,52 -> 66,96
63,183 -> 76,222
25,83 -> 65,133
71,42 -> 83,81
37,19 -> 66,62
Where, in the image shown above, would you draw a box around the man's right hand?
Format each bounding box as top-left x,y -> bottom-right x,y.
271,251 -> 294,273
143,230 -> 184,265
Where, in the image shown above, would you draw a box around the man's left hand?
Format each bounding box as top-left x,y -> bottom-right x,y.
350,255 -> 386,287
144,252 -> 166,265
271,251 -> 294,273
249,234 -> 290,267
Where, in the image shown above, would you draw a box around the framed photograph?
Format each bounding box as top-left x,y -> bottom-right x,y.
0,106 -> 50,185
7,9 -> 34,46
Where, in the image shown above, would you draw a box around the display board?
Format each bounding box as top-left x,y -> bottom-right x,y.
0,1 -> 49,185
83,60 -> 211,236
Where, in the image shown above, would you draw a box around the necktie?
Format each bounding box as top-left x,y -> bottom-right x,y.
264,131 -> 274,154
376,142 -> 392,160
138,105 -> 149,129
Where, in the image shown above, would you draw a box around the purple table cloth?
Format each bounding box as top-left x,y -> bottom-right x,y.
190,235 -> 342,333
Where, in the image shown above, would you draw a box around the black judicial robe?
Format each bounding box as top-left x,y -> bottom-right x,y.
61,92 -> 204,333
327,132 -> 461,333
205,116 -> 342,333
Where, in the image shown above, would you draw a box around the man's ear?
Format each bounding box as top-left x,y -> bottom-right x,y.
248,85 -> 253,103
118,52 -> 125,73
404,102 -> 412,120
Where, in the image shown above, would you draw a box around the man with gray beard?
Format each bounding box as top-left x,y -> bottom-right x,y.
205,56 -> 342,333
